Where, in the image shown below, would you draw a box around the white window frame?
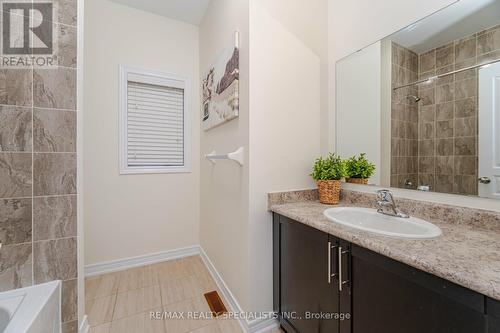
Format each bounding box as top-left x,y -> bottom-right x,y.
119,65 -> 191,174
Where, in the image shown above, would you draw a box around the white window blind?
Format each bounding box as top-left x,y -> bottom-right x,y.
120,66 -> 190,174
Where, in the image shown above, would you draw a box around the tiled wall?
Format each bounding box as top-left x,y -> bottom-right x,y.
415,24 -> 500,195
390,42 -> 419,189
391,24 -> 500,195
0,1 -> 78,332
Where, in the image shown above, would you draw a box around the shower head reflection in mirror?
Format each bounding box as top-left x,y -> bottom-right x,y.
406,95 -> 421,103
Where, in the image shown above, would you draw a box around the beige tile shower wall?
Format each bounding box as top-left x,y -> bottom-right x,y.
0,1 -> 78,332
390,42 -> 419,189
416,24 -> 500,195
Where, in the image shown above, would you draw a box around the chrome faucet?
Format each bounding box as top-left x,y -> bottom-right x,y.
376,190 -> 409,218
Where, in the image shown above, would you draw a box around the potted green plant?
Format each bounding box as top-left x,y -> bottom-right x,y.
345,153 -> 375,185
310,153 -> 346,204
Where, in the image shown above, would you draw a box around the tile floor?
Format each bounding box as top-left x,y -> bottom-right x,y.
85,255 -> 284,333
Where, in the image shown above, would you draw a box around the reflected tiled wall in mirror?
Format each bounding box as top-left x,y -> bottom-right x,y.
391,43 -> 419,190
391,24 -> 500,195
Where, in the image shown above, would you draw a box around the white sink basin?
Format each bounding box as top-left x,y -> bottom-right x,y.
323,207 -> 442,239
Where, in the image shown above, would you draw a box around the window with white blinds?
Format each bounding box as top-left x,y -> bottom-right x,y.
120,66 -> 190,174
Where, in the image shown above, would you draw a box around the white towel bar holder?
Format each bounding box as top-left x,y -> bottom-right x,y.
205,147 -> 244,166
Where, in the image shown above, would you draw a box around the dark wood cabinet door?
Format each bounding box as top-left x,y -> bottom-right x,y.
279,215 -> 339,333
351,245 -> 487,333
487,298 -> 500,333
489,317 -> 500,332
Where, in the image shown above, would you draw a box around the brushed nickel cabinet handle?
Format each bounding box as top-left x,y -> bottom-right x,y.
328,241 -> 331,284
338,246 -> 343,291
338,246 -> 349,291
328,242 -> 337,284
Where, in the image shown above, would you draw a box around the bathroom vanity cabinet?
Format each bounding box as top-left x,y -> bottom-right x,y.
273,214 -> 350,333
273,213 -> 494,333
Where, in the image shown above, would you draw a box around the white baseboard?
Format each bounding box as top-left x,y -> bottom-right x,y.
198,247 -> 247,332
84,245 -> 200,277
199,247 -> 278,333
79,315 -> 89,333
248,317 -> 279,333
83,245 -> 279,332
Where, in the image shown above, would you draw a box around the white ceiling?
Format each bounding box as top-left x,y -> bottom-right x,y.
109,0 -> 211,25
390,0 -> 500,53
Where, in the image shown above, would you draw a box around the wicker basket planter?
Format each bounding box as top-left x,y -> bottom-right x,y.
317,180 -> 341,205
346,178 -> 369,185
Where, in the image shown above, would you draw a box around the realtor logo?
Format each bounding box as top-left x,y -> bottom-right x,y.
1,1 -> 55,67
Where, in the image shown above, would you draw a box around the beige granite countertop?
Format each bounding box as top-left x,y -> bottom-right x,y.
270,198 -> 500,301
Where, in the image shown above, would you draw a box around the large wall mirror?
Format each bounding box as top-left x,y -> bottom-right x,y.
336,0 -> 500,200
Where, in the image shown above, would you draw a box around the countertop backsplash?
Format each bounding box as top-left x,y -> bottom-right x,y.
269,188 -> 500,231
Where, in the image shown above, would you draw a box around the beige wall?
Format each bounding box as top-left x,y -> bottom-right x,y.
380,38 -> 393,187
336,41 -> 382,184
199,0 -> 251,312
254,0 -> 329,154
84,0 -> 200,265
248,0 -> 322,314
199,0 -> 325,319
328,0 -> 457,151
